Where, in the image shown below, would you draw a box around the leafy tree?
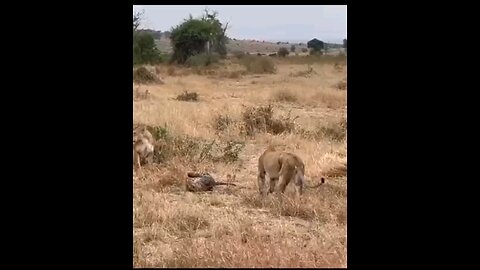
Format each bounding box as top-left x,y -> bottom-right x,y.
133,10 -> 161,65
278,47 -> 289,57
133,32 -> 161,65
170,8 -> 229,64
307,38 -> 324,52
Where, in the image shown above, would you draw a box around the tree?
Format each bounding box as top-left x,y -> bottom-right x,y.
170,8 -> 229,64
133,32 -> 161,65
133,10 -> 161,65
278,47 -> 289,57
290,44 -> 296,52
307,38 -> 324,53
201,8 -> 229,56
343,39 -> 347,52
133,10 -> 143,32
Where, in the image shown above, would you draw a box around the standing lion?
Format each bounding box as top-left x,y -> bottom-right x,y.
257,146 -> 324,197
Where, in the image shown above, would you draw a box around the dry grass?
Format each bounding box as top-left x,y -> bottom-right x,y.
277,54 -> 347,65
133,66 -> 161,84
290,65 -> 317,77
241,104 -> 297,136
219,70 -> 247,79
335,79 -> 347,90
239,55 -> 276,74
272,89 -> 299,103
298,116 -> 347,142
134,57 -> 347,268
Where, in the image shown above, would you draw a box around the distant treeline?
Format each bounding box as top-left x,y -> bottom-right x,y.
137,29 -> 170,39
139,28 -> 343,49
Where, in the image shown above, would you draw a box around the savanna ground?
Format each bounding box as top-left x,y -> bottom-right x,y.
133,53 -> 347,268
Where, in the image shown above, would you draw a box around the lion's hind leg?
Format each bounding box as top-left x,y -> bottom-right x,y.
293,170 -> 304,198
276,164 -> 294,194
268,177 -> 278,194
257,171 -> 267,196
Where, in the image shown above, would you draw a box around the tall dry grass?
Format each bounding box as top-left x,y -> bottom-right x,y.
133,58 -> 347,267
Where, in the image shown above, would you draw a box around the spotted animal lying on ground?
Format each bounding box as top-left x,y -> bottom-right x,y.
185,172 -> 237,192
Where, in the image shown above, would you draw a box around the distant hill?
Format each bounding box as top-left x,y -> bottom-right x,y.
153,36 -> 344,56
138,28 -> 344,54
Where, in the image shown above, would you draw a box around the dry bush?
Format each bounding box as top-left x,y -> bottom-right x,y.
298,117 -> 346,142
319,117 -> 346,141
290,65 -> 317,77
310,91 -> 345,109
272,89 -> 298,103
227,70 -> 245,79
242,104 -> 297,136
334,62 -> 345,72
133,88 -> 151,101
335,79 -> 347,90
167,65 -> 176,76
154,65 -> 162,74
318,126 -> 345,142
232,50 -> 246,59
158,136 -> 204,162
220,140 -> 245,163
176,91 -> 199,102
142,124 -> 245,164
133,66 -> 162,84
240,56 -> 276,74
218,70 -> 246,79
213,114 -> 234,132
192,67 -> 217,76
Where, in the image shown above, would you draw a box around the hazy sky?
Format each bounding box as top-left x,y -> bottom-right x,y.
133,5 -> 347,43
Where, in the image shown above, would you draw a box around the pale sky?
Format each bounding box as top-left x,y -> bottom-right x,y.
133,5 -> 347,44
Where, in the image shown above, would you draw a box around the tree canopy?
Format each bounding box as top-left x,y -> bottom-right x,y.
307,38 -> 324,51
133,10 -> 161,65
170,9 -> 229,64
